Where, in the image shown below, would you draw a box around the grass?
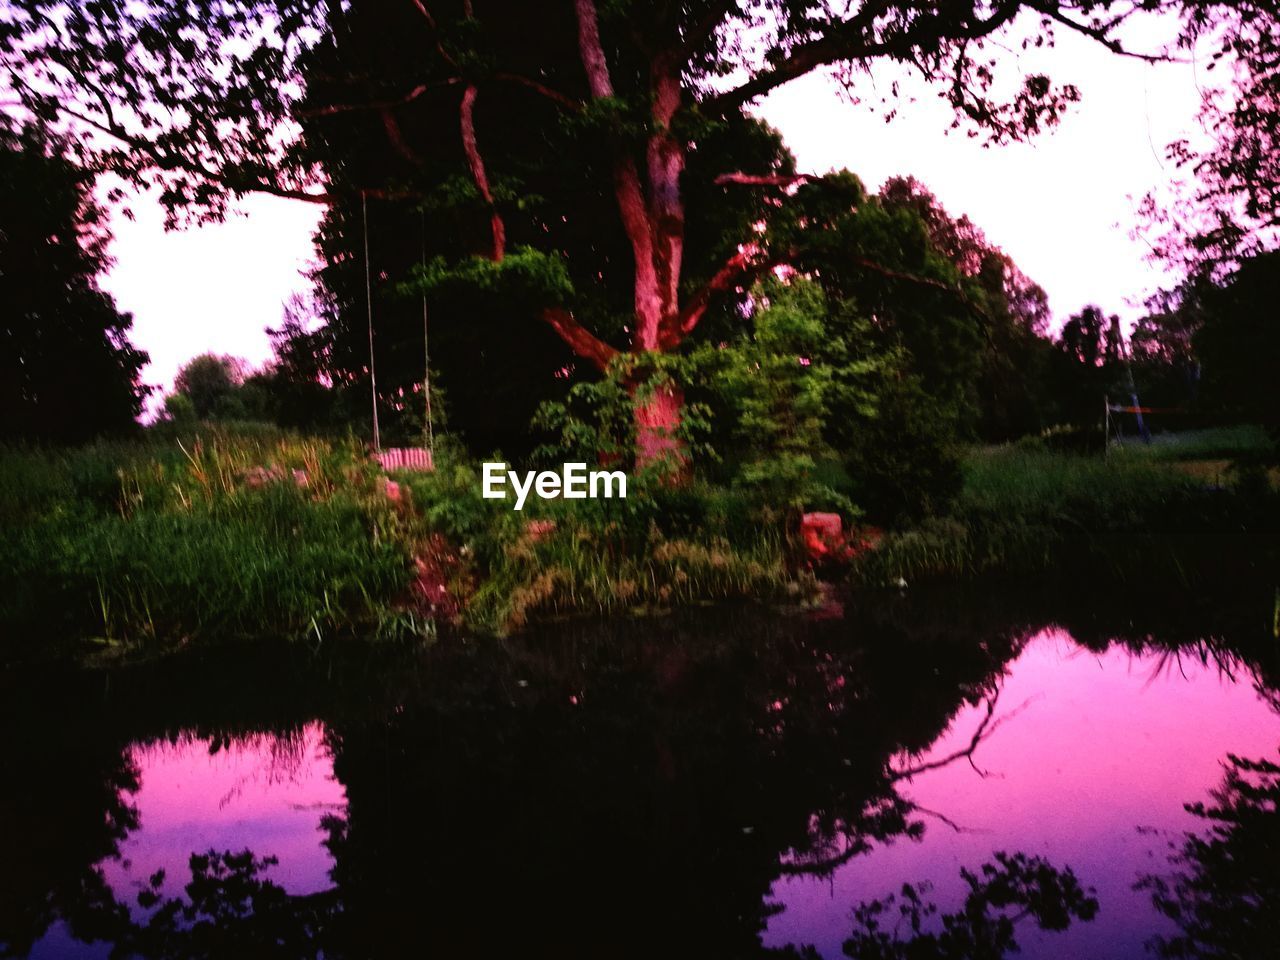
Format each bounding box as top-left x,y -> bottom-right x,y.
1115,424 -> 1272,462
3,423 -> 1273,660
0,428 -> 417,656
853,426 -> 1279,587
0,427 -> 808,656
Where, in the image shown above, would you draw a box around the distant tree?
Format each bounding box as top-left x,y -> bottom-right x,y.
879,176 -> 1053,440
171,354 -> 246,420
1129,295 -> 1203,413
1042,305 -> 1130,435
1193,250 -> 1280,443
0,124 -> 149,442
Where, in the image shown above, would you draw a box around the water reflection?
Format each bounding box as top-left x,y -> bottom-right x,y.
1137,746 -> 1280,959
0,583 -> 1275,959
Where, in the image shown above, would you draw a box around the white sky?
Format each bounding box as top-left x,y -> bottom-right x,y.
100,19 -> 1208,402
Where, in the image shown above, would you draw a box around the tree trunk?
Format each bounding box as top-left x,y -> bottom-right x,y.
633,380 -> 685,472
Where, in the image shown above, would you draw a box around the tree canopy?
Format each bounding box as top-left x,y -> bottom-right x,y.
4,3 -> 1270,355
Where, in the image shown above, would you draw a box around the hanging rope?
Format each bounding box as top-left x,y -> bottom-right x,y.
421,209 -> 434,460
362,190 -> 380,452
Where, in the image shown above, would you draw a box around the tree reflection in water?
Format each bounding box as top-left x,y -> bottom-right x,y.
772,851 -> 1098,960
0,581 -> 1275,959
1137,747 -> 1280,960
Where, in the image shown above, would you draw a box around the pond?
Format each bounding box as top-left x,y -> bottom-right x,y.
2,582 -> 1277,959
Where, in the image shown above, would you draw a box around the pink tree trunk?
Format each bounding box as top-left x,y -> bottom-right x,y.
633,381 -> 685,471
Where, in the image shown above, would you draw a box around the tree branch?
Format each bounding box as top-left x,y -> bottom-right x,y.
574,0 -> 666,348
459,85 -> 506,261
380,107 -> 425,166
541,307 -> 619,370
702,32 -> 893,112
889,692 -> 1036,782
700,1 -> 1030,113
408,0 -> 461,71
297,80 -> 458,117
665,243 -> 785,346
1026,2 -> 1175,64
39,95 -> 337,206
494,73 -> 584,111
574,0 -> 616,98
890,692 -> 1001,781
677,0 -> 738,59
714,171 -> 816,188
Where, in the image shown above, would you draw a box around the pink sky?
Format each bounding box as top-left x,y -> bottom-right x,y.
104,723 -> 345,900
763,627 -> 1280,959
100,21 -> 1205,403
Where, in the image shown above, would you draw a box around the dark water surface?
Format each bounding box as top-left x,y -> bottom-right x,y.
3,583 -> 1278,959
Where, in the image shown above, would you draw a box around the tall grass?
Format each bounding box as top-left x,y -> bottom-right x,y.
9,425 -> 1268,655
853,439 -> 1279,586
1,429 -> 811,652
1,429 -> 417,653
1115,424 -> 1272,462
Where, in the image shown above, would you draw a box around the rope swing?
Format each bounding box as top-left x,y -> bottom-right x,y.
362,189 -> 380,453
421,209 -> 435,460
361,190 -> 435,472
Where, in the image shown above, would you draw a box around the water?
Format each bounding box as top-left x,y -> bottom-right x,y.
2,584 -> 1277,959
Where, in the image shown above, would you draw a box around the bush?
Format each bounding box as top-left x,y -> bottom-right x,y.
839,375 -> 963,525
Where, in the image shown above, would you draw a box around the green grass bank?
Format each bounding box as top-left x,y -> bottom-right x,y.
0,426 -> 804,658
852,426 -> 1279,589
1,425 -> 1275,662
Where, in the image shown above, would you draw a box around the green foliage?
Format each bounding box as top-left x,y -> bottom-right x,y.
838,372 -> 964,525
0,431 -> 417,653
410,246 -> 576,307
391,452 -> 809,634
0,427 -> 820,653
854,441 -> 1280,585
169,353 -> 245,419
696,279 -> 854,514
532,352 -> 716,477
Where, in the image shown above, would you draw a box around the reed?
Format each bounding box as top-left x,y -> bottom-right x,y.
0,428 -> 416,654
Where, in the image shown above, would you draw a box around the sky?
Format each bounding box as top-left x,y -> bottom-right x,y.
99,18 -> 1207,405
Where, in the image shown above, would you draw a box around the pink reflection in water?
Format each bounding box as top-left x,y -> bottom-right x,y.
103,722 -> 344,901
764,628 -> 1280,960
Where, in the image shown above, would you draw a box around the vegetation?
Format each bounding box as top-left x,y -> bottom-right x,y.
0,123 -> 150,442
0,1 -> 1276,664
0,426 -> 812,657
855,427 -> 1279,587
2,421 -> 1273,662
0,431 -> 413,654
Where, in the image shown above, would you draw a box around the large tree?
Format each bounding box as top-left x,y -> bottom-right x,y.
0,123 -> 149,442
3,0 -> 1272,458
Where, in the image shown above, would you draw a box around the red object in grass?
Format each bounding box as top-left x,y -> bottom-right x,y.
801,513 -> 884,563
525,519 -> 557,542
801,512 -> 844,559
